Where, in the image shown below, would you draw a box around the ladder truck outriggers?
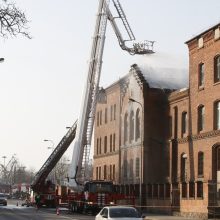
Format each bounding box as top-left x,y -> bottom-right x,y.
31,0 -> 154,211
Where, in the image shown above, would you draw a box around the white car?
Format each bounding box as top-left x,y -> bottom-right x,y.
95,206 -> 145,220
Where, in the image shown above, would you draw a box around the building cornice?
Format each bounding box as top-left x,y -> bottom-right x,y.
177,129 -> 220,144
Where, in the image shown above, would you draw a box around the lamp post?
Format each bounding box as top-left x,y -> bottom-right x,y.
2,156 -> 7,167
129,98 -> 143,209
44,139 -> 56,183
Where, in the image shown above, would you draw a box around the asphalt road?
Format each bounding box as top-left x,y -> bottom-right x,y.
0,200 -> 94,220
0,200 -> 204,220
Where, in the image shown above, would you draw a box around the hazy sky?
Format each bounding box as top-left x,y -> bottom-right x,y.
0,0 -> 219,171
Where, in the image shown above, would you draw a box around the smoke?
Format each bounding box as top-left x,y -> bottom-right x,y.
136,52 -> 189,90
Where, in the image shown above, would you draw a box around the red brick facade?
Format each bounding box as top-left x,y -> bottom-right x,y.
93,23 -> 220,218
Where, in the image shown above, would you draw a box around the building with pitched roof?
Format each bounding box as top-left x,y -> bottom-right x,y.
93,22 -> 220,219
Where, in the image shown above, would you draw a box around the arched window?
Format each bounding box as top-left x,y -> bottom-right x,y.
130,111 -> 134,142
124,113 -> 128,144
181,111 -> 187,136
135,108 -> 141,140
214,55 -> 220,83
198,151 -> 204,177
181,153 -> 187,181
198,63 -> 204,87
198,105 -> 205,132
214,101 -> 220,130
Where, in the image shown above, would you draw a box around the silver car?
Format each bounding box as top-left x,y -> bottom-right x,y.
95,206 -> 144,220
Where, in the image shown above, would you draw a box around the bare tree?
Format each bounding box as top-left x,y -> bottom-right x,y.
0,0 -> 31,38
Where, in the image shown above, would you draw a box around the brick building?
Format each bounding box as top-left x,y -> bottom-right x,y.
93,23 -> 220,219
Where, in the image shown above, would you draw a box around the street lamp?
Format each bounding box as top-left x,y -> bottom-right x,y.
44,139 -> 55,150
44,139 -> 56,183
2,156 -> 7,167
129,97 -> 143,209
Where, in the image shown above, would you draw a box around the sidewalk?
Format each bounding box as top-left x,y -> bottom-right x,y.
143,213 -> 202,220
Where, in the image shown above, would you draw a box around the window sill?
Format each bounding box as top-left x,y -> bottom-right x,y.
198,86 -> 204,91
214,81 -> 220,86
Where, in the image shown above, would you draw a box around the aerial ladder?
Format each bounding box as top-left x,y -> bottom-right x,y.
69,0 -> 154,188
31,120 -> 77,193
31,0 -> 154,199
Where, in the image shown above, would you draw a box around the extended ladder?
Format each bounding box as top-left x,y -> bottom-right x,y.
31,120 -> 77,191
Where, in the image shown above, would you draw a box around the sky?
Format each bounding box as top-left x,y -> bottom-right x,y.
0,0 -> 220,171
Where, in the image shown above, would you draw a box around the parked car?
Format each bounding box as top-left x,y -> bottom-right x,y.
0,193 -> 7,206
95,206 -> 144,220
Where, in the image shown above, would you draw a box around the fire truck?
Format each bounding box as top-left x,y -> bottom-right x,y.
31,0 -> 154,211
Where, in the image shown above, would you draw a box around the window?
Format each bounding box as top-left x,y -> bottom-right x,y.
181,112 -> 187,136
135,158 -> 140,177
113,165 -> 115,180
189,182 -> 195,198
197,182 -> 203,198
99,138 -> 102,154
198,105 -> 205,132
105,107 -> 108,123
159,184 -> 164,198
165,183 -> 170,198
96,138 -> 99,155
98,166 -> 101,180
114,104 -> 116,120
174,106 -> 178,138
153,184 -> 158,198
110,165 -> 112,179
135,108 -> 141,140
198,63 -> 204,87
124,113 -> 128,144
113,133 -> 115,151
104,165 -> 107,179
182,182 -> 187,198
181,153 -> 187,181
130,111 -> 134,142
104,136 -> 107,153
218,148 -> 220,171
99,110 -> 102,125
214,101 -> 220,130
96,167 -> 98,180
214,55 -> 220,83
110,134 -> 112,152
198,152 -> 204,177
110,105 -> 113,121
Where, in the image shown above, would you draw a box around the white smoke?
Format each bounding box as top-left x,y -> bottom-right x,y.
136,52 -> 189,90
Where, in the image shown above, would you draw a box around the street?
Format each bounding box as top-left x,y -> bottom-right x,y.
0,200 -> 205,220
0,200 -> 94,220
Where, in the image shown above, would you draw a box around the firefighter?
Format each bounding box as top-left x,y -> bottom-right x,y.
35,194 -> 40,210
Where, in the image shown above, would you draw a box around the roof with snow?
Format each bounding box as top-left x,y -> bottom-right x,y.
132,64 -> 188,90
